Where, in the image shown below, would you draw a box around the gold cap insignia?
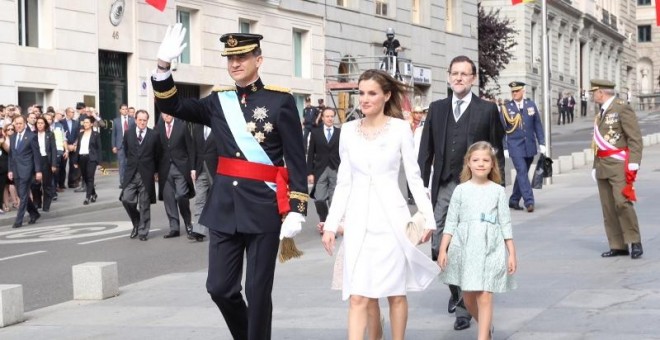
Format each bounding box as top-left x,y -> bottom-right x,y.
227,35 -> 238,47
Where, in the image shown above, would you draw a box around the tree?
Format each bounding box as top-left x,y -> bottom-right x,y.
478,2 -> 518,98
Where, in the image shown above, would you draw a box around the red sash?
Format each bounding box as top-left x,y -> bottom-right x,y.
596,147 -> 637,201
216,157 -> 290,214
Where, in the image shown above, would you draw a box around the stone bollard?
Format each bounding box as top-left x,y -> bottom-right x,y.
558,155 -> 573,173
572,151 -> 586,168
553,159 -> 561,174
72,262 -> 119,300
642,136 -> 650,147
584,148 -> 595,163
0,284 -> 24,327
649,134 -> 657,145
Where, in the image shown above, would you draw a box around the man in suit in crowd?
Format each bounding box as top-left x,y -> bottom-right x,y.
112,103 -> 134,188
153,28 -> 308,339
566,92 -> 576,123
157,113 -> 196,240
581,89 -> 588,117
502,81 -> 546,212
418,55 -> 505,332
307,107 -> 340,223
8,115 -> 42,228
191,122 -> 217,241
59,107 -> 81,189
590,79 -> 644,259
121,110 -> 161,241
557,92 -> 566,125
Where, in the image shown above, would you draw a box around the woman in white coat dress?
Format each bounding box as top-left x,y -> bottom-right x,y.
322,69 -> 440,340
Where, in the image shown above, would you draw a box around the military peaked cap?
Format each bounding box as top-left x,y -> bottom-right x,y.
508,81 -> 526,91
220,33 -> 263,56
589,79 -> 616,91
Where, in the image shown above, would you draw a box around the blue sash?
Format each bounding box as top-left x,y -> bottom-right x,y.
218,91 -> 276,191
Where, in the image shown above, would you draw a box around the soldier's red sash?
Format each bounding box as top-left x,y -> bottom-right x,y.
217,157 -> 290,214
596,147 -> 637,202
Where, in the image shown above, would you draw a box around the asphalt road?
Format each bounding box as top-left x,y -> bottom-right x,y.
1,109 -> 658,312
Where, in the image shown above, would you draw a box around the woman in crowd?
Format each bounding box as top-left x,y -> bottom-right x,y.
74,116 -> 101,205
1,124 -> 19,212
32,117 -> 58,211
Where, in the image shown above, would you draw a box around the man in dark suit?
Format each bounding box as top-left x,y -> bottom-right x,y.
111,103 -> 135,187
301,96 -> 318,153
153,28 -> 308,339
191,123 -> 217,241
8,115 -> 42,228
418,55 -> 505,332
157,113 -> 196,240
306,107 -> 340,223
120,110 -> 161,241
59,107 -> 81,189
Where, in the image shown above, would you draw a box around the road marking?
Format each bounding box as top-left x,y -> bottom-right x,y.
78,229 -> 161,245
0,222 -> 133,244
0,250 -> 47,262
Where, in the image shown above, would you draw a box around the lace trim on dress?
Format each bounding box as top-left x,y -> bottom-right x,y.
356,117 -> 392,141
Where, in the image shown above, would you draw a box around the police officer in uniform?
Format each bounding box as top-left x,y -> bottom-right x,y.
502,81 -> 546,212
589,79 -> 643,259
152,25 -> 309,340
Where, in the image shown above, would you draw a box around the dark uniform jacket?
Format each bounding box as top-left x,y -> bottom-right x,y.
152,76 -> 308,235
192,123 -> 218,175
121,127 -> 161,204
503,99 -> 545,158
307,125 -> 340,183
418,94 -> 505,206
156,118 -> 195,201
593,98 -> 643,179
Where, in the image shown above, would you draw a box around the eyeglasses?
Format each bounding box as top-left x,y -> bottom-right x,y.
6,129 -> 14,132
449,72 -> 474,79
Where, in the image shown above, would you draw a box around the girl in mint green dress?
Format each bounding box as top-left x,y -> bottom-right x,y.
438,141 -> 517,340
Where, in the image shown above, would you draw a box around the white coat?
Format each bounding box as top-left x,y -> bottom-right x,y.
324,118 -> 440,300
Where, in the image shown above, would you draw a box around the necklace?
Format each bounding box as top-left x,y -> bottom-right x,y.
357,117 -> 391,141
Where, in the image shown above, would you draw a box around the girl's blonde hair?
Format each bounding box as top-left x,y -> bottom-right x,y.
459,141 -> 502,184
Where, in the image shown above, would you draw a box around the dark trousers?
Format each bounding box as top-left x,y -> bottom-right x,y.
78,155 -> 97,199
31,155 -> 55,210
0,171 -> 7,208
58,151 -> 80,188
121,173 -> 152,236
14,175 -> 38,225
510,156 -> 535,207
163,164 -> 192,232
567,108 -> 574,123
557,108 -> 566,125
302,127 -> 312,153
581,101 -> 588,116
207,229 -> 280,340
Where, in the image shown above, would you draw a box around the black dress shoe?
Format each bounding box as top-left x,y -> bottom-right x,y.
90,194 -> 97,203
139,235 -> 148,241
509,203 -> 523,210
12,223 -> 22,228
192,232 -> 205,242
185,225 -> 194,239
163,231 -> 180,239
631,243 -> 643,259
130,227 -> 138,239
83,199 -> 89,205
448,296 -> 458,314
526,204 -> 535,213
28,213 -> 41,224
601,249 -> 630,257
453,317 -> 471,331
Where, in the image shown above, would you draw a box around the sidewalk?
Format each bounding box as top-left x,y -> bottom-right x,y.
2,137 -> 660,339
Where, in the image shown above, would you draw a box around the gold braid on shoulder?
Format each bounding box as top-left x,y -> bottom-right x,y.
501,105 -> 522,134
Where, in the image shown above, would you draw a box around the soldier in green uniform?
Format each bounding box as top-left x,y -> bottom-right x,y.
589,79 -> 643,259
151,24 -> 309,339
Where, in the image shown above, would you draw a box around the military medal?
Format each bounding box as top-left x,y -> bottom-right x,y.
252,106 -> 268,122
254,131 -> 266,143
246,121 -> 257,132
263,122 -> 274,133
241,93 -> 247,106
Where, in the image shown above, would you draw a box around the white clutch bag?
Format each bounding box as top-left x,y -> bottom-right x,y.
406,211 -> 425,245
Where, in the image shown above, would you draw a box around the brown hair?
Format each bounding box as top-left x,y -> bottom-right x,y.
459,141 -> 502,184
358,69 -> 409,119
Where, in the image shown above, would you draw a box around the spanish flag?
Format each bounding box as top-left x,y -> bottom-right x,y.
146,0 -> 167,11
512,0 -> 534,4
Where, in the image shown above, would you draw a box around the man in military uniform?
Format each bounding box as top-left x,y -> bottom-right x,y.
589,79 -> 643,259
152,25 -> 309,339
502,81 -> 546,212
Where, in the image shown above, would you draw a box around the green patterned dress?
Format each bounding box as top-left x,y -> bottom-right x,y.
440,180 -> 516,293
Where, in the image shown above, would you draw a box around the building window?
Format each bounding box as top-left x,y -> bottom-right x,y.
337,0 -> 347,6
531,22 -> 538,63
412,0 -> 420,24
445,0 -> 461,33
638,25 -> 651,42
637,0 -> 651,5
557,33 -> 564,73
18,0 -> 39,47
239,19 -> 252,33
176,9 -> 191,64
292,29 -> 310,78
18,89 -> 46,110
376,0 -> 388,16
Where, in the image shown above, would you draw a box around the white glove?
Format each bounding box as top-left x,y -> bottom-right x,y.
280,212 -> 305,240
539,145 -> 547,155
157,24 -> 188,63
628,163 -> 639,171
591,169 -> 596,182
504,150 -> 510,159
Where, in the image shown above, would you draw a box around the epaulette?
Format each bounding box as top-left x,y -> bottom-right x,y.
212,85 -> 236,92
615,99 -> 625,105
264,85 -> 291,93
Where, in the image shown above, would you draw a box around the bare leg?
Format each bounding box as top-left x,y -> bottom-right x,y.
387,295 -> 408,340
475,291 -> 493,340
348,295 -> 369,340
367,299 -> 383,340
463,291 -> 479,322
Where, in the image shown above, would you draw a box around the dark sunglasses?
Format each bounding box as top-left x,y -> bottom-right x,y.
6,128 -> 15,131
